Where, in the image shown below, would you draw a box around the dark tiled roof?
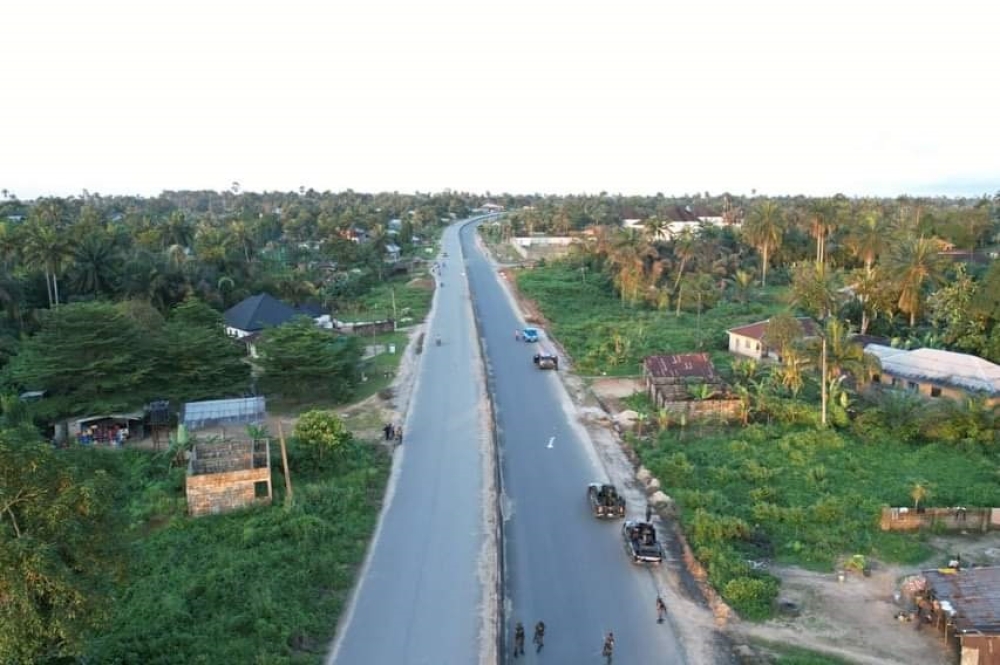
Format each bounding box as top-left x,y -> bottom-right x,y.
727,317 -> 819,342
644,353 -> 721,380
296,301 -> 326,318
925,566 -> 1000,634
224,293 -> 301,332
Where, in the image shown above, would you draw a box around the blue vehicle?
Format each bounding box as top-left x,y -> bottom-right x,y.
522,327 -> 540,343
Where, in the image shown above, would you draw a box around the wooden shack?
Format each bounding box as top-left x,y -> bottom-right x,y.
185,440 -> 272,517
924,566 -> 1000,664
643,353 -> 740,421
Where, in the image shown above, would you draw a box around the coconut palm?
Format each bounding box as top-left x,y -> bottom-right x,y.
21,221 -> 70,306
743,200 -> 785,287
886,236 -> 949,327
846,207 -> 889,275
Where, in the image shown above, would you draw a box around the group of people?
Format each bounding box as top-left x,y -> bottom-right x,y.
511,621 -> 545,657
511,622 -> 619,661
381,422 -> 403,444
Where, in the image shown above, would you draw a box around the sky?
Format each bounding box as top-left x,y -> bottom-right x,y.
3,0 -> 999,200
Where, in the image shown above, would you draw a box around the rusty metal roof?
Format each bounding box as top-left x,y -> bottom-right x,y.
643,353 -> 721,380
925,566 -> 1000,634
727,316 -> 819,342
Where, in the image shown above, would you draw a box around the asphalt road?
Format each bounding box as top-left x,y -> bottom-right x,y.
329,223 -> 486,665
460,223 -> 688,664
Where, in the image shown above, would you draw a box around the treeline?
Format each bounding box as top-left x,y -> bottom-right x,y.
495,193 -> 1000,362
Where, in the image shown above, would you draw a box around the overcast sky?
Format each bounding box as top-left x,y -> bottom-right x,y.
3,0 -> 998,200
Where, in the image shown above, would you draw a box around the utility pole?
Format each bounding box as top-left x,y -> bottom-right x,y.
277,422 -> 294,508
390,287 -> 398,330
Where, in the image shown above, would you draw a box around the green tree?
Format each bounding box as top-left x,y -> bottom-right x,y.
9,302 -> 150,422
257,318 -> 361,402
743,200 -> 785,287
293,409 -> 352,464
0,431 -> 120,662
158,298 -> 251,402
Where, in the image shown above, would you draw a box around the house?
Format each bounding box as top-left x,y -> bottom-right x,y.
385,243 -> 402,262
863,345 -> 1000,405
727,317 -> 819,361
643,353 -> 740,420
223,293 -> 330,356
921,566 -> 1000,664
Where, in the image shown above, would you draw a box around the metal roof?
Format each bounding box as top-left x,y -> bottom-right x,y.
864,344 -> 1000,396
925,567 -> 1000,634
644,353 -> 721,380
727,316 -> 819,342
181,396 -> 266,430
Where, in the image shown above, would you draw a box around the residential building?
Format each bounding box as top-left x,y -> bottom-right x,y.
727,317 -> 819,361
223,293 -> 331,357
863,344 -> 1000,405
643,353 -> 739,420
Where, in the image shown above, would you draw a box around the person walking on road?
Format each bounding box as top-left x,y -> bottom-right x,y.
646,503 -> 653,522
515,329 -> 521,341
602,631 -> 615,663
533,621 -> 545,652
513,622 -> 525,657
656,596 -> 667,623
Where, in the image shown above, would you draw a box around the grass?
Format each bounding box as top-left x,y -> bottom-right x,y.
352,330 -> 412,403
335,273 -> 435,325
86,440 -> 390,664
515,261 -> 787,375
749,638 -> 857,665
635,422 -> 1000,617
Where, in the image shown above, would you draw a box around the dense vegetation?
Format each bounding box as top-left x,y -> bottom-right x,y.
86,421 -> 389,664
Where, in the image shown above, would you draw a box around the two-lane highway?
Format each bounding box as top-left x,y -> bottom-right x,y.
329,223 -> 489,665
461,222 -> 687,663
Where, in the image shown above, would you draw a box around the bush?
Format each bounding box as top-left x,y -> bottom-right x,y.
723,575 -> 780,620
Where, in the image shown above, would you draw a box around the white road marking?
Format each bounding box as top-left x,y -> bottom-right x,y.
547,437 -> 554,449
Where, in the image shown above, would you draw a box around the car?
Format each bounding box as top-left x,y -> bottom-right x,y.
622,520 -> 664,564
587,483 -> 625,518
522,327 -> 540,343
533,353 -> 558,370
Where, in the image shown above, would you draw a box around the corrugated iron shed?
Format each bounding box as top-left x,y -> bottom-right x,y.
925,566 -> 1000,634
644,353 -> 721,381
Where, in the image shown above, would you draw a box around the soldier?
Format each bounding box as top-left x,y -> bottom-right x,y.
602,631 -> 615,662
513,622 -> 525,657
533,621 -> 545,652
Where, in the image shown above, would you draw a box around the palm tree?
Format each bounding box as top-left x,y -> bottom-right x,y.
886,236 -> 949,327
643,218 -> 668,241
727,269 -> 755,307
69,233 -> 121,297
21,221 -> 69,306
846,207 -> 889,275
743,200 -> 785,287
672,228 -> 698,292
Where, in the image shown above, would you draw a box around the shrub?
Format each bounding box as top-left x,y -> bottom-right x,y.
723,575 -> 780,620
